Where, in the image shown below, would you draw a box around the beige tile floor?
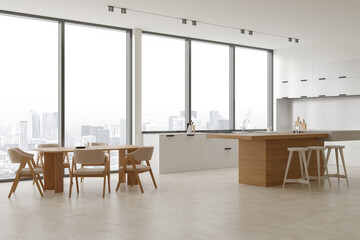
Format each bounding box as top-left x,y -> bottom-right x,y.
0,165 -> 358,240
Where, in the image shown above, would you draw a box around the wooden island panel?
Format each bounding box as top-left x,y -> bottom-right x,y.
208,132 -> 328,187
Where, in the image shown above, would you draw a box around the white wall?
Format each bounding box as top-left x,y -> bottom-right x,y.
274,36 -> 360,167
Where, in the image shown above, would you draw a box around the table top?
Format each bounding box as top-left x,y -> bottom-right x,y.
33,145 -> 141,153
207,132 -> 329,141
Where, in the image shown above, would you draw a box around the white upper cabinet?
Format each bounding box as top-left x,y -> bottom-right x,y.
352,60 -> 360,77
332,61 -> 352,79
332,78 -> 351,96
312,79 -> 332,97
313,63 -> 331,80
294,65 -> 312,81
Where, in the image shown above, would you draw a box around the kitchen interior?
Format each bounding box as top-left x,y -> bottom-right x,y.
1,0 -> 360,239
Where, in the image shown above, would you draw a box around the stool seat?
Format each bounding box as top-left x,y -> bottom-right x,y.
287,147 -> 308,151
326,145 -> 345,149
307,146 -> 326,150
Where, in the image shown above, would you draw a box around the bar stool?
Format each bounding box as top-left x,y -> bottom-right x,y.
282,147 -> 311,191
325,145 -> 349,187
306,146 -> 331,190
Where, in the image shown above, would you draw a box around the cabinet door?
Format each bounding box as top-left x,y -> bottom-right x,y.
159,135 -> 183,173
351,77 -> 360,95
279,81 -> 289,98
351,60 -> 360,77
312,79 -> 331,97
219,140 -> 238,168
298,80 -> 313,98
331,78 -> 351,96
332,61 -> 352,79
294,65 -> 312,81
287,81 -> 300,98
181,135 -> 201,172
313,63 -> 331,80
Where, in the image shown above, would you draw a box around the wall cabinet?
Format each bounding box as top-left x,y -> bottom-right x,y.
276,59 -> 360,99
143,134 -> 238,174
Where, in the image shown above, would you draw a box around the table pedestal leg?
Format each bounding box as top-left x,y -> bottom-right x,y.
44,152 -> 64,193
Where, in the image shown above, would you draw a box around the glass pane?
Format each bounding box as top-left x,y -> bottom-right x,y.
191,41 -> 230,130
142,34 -> 185,131
235,47 -> 268,130
65,24 -> 127,170
0,15 -> 58,179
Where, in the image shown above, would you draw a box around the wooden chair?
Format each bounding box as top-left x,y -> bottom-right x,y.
79,142 -> 111,192
69,149 -> 109,198
8,148 -> 45,198
116,146 -> 157,193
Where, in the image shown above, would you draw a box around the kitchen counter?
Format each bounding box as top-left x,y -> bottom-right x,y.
207,132 -> 329,187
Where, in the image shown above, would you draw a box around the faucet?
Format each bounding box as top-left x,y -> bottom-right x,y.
242,119 -> 250,132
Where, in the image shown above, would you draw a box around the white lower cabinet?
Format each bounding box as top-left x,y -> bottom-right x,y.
143,134 -> 238,174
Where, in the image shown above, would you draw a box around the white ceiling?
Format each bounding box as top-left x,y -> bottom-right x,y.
1,0 -> 360,49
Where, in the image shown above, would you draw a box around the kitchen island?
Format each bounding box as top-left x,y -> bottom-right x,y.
207,132 -> 329,187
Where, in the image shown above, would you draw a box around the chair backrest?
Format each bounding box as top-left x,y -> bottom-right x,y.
90,142 -> 108,147
8,148 -> 34,163
73,149 -> 106,164
128,147 -> 154,161
37,143 -> 60,148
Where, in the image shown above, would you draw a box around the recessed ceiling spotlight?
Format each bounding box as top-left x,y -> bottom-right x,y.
182,19 -> 187,24
240,29 -> 245,34
288,37 -> 292,42
192,20 -> 197,26
295,38 -> 299,43
121,8 -> 127,14
108,5 -> 114,12
249,30 -> 253,35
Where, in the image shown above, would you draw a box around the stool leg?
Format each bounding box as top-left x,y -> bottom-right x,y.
282,151 -> 293,190
316,150 -> 321,190
339,149 -> 349,188
298,151 -> 304,186
321,149 -> 331,188
301,151 -> 311,191
335,148 -> 340,185
306,150 -> 312,168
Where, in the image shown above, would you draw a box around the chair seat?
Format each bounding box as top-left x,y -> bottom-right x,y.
287,147 -> 308,151
16,167 -> 44,175
326,145 -> 345,149
120,164 -> 151,172
73,168 -> 105,176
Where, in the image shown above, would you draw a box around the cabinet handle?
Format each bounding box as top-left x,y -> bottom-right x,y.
282,81 -> 288,83
300,96 -> 307,98
224,148 -> 232,151
339,76 -> 347,79
339,94 -> 347,96
300,79 -> 308,82
318,95 -> 326,97
166,135 -> 175,137
318,78 -> 326,80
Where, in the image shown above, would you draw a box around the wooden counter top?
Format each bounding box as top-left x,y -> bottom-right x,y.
207,132 -> 329,141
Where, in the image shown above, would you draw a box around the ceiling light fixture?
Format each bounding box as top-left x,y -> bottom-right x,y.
107,5 -> 300,43
108,5 -> 114,12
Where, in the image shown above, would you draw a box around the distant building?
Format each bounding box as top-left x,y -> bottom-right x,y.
42,112 -> 58,140
81,125 -> 110,144
19,121 -> 28,149
31,110 -> 40,139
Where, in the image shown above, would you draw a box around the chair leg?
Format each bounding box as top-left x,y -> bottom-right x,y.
76,177 -> 79,194
8,176 -> 20,198
12,177 -> 20,193
103,175 -> 106,198
316,150 -> 321,190
321,149 -> 331,188
133,170 -> 144,193
149,169 -> 157,189
335,149 -> 340,184
37,174 -> 45,192
30,168 -> 43,197
108,172 -> 111,193
301,151 -> 311,191
69,175 -> 73,198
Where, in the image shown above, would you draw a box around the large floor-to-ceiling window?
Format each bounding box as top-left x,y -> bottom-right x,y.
0,14 -> 58,179
65,23 -> 127,170
191,41 -> 230,130
142,34 -> 185,131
